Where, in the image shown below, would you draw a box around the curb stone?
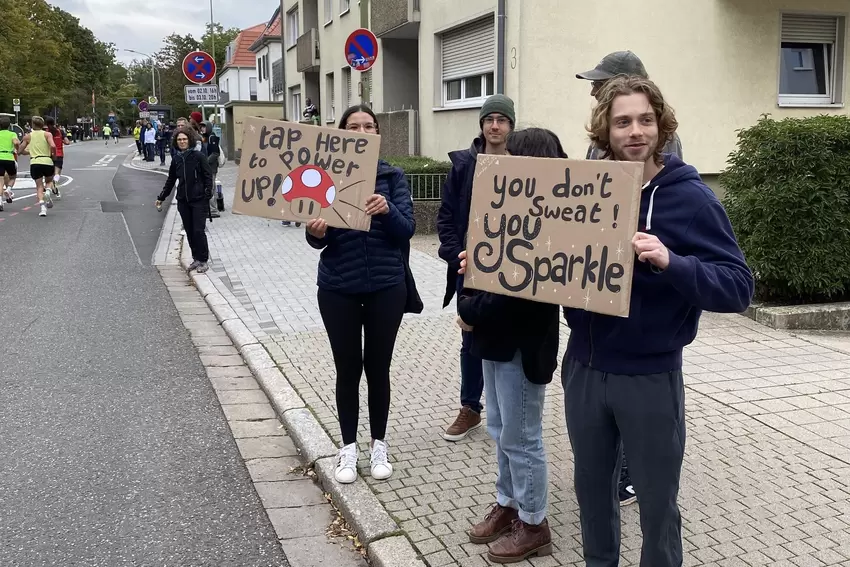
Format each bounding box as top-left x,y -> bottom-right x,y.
314,457 -> 401,545
222,318 -> 259,351
178,233 -> 424,565
368,536 -> 427,567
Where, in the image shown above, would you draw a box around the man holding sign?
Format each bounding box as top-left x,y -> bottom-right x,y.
563,76 -> 753,566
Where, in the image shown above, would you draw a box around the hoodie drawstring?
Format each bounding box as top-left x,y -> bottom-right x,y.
645,185 -> 659,231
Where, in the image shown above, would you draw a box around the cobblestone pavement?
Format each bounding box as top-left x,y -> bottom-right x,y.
204,166 -> 850,566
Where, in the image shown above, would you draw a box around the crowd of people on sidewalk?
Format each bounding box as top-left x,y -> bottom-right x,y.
283,50 -> 756,566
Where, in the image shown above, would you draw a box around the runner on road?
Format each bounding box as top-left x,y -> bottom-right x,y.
0,116 -> 20,210
18,116 -> 56,217
103,124 -> 112,145
45,116 -> 66,199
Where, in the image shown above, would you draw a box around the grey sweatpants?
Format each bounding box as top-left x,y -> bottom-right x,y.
562,357 -> 685,567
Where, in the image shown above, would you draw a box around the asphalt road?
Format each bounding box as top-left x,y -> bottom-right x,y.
0,140 -> 288,566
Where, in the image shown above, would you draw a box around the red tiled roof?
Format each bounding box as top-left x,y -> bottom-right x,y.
223,23 -> 266,69
249,14 -> 282,51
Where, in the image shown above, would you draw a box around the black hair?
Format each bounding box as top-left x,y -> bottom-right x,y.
506,128 -> 568,159
171,126 -> 199,150
0,117 -> 9,130
337,104 -> 380,134
44,115 -> 59,136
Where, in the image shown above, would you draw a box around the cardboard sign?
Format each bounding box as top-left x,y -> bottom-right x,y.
464,154 -> 643,317
233,116 -> 381,231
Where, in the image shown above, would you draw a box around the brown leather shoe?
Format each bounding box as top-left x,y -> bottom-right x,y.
468,504 -> 518,544
443,406 -> 482,441
487,519 -> 552,564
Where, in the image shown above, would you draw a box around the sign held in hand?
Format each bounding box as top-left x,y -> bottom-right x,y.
464,154 -> 643,317
233,116 -> 381,231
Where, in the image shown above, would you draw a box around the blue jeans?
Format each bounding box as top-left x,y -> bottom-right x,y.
460,331 -> 484,413
483,351 -> 548,525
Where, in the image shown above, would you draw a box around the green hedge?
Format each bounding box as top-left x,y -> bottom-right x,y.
721,114 -> 850,302
384,156 -> 452,174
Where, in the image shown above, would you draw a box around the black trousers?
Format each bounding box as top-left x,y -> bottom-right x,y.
562,357 -> 685,567
318,282 -> 406,445
177,200 -> 209,263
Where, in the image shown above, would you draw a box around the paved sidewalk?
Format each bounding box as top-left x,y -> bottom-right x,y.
155,204 -> 368,567
200,166 -> 850,566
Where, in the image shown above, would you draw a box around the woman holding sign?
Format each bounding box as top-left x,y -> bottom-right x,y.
456,128 -> 565,564
305,105 -> 416,485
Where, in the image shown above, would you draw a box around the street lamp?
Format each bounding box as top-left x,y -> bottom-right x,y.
122,48 -> 162,102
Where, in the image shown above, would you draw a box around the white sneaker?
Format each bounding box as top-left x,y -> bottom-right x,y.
39,204 -> 47,217
370,439 -> 393,480
334,443 -> 358,484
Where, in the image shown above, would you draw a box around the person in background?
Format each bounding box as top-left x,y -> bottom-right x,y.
155,123 -> 167,166
112,123 -> 120,144
143,122 -> 156,162
102,123 -> 111,145
44,116 -> 66,199
306,104 -> 414,486
200,121 -> 221,218
456,127 -> 565,564
437,94 -> 515,443
576,49 -> 685,507
303,98 -> 319,122
133,121 -> 142,155
562,75 -> 753,567
156,127 -> 212,273
0,116 -> 20,210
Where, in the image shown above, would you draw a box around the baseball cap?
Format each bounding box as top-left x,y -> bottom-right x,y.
576,51 -> 648,81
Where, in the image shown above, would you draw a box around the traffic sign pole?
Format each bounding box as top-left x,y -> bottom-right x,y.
360,0 -> 370,104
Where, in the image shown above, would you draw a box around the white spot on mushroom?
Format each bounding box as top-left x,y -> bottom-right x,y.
302,168 -> 322,188
326,185 -> 336,205
282,175 -> 293,195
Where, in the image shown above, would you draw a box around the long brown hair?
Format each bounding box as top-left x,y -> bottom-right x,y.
587,75 -> 678,166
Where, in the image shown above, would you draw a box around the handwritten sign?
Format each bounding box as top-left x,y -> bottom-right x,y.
465,154 -> 643,317
233,116 -> 381,231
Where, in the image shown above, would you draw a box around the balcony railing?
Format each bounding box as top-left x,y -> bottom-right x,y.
272,58 -> 284,95
407,173 -> 447,201
296,28 -> 320,72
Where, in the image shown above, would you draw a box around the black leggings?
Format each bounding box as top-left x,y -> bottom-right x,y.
177,200 -> 209,262
318,282 -> 406,445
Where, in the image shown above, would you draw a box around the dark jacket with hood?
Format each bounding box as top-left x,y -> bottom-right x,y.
201,120 -> 220,165
458,289 -> 559,385
158,147 -> 213,203
565,154 -> 754,375
437,135 -> 485,307
307,160 -> 415,295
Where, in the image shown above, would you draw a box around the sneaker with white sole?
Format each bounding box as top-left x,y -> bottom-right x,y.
370,439 -> 393,480
334,443 -> 358,484
39,203 -> 47,217
3,189 -> 12,203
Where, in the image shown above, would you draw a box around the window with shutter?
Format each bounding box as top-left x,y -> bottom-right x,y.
439,15 -> 496,106
326,73 -> 336,122
324,0 -> 333,24
342,67 -> 352,110
779,13 -> 845,106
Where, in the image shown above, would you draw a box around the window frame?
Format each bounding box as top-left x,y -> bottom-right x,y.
437,15 -> 496,109
340,0 -> 350,15
778,12 -> 846,107
326,72 -> 336,123
286,8 -> 300,49
324,0 -> 333,25
442,72 -> 495,107
249,77 -> 258,101
290,87 -> 302,121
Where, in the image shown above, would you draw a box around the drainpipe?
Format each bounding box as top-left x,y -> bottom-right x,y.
496,0 -> 506,94
279,0 -> 288,120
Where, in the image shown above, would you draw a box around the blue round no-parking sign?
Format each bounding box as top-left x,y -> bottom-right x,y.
345,29 -> 379,72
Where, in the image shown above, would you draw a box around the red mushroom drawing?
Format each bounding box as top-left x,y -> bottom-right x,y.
281,165 -> 336,220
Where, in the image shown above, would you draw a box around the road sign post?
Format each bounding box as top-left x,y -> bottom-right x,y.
12,98 -> 20,125
183,51 -> 216,85
345,29 -> 379,73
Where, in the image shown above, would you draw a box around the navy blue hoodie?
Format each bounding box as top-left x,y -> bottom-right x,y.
565,155 -> 754,375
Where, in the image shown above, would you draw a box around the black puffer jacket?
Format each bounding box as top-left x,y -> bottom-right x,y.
306,160 -> 415,295
158,149 -> 213,203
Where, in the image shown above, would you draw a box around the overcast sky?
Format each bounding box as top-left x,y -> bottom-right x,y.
52,0 -> 277,64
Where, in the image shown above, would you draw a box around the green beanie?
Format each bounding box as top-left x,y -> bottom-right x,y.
479,94 -> 515,128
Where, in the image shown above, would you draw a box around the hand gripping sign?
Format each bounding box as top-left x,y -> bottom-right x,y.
233,116 -> 381,231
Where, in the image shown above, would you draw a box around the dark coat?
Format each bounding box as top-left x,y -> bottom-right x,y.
436,135 -> 485,307
307,160 -> 415,295
457,289 -> 560,385
158,149 -> 213,203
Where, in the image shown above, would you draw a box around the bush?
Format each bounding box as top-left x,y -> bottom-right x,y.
721,114 -> 850,302
383,155 -> 452,174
